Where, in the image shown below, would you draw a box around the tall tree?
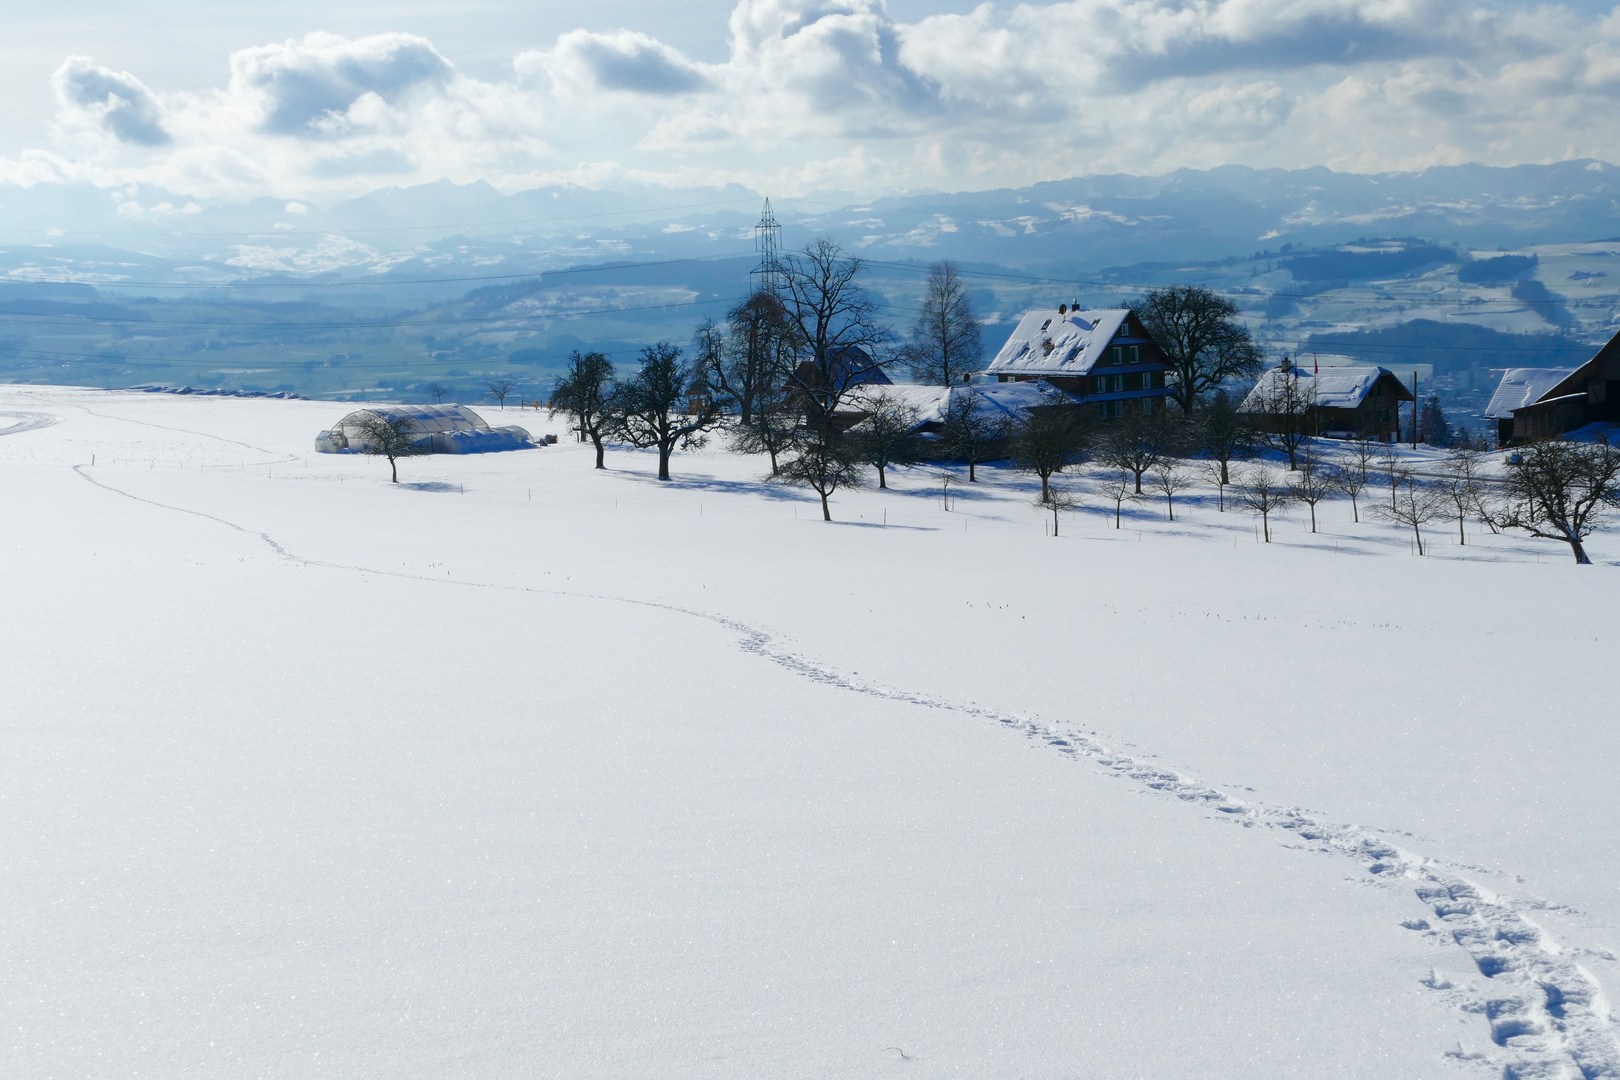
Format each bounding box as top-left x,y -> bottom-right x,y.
1498,438 -> 1620,564
939,388 -> 1011,482
1013,406 -> 1091,503
903,260 -> 982,386
1193,390 -> 1254,487
1249,363 -> 1317,470
848,393 -> 922,489
550,351 -> 615,469
1420,395 -> 1455,448
612,342 -> 727,481
728,377 -> 802,476
426,382 -> 450,403
1138,285 -> 1265,413
709,291 -> 794,427
1099,407 -> 1177,493
777,431 -> 864,521
777,239 -> 896,428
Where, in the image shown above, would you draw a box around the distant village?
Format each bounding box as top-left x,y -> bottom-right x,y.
312,218 -> 1620,565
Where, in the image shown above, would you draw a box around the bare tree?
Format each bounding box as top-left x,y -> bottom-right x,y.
705,292 -> 796,426
777,430 -> 864,521
350,412 -> 424,484
1498,438 -> 1620,564
1437,448 -> 1487,546
1249,363 -> 1318,470
1138,285 -> 1265,414
1036,484 -> 1082,536
1234,464 -> 1292,542
777,239 -> 896,427
1335,439 -> 1377,522
1013,406 -> 1091,503
1151,461 -> 1194,521
939,388 -> 1011,482
1380,442 -> 1410,512
1095,469 -> 1137,528
1287,446 -> 1333,532
1202,458 -> 1231,512
729,379 -> 801,475
487,377 -> 518,409
426,382 -> 450,403
1098,407 -> 1177,493
903,260 -> 982,386
1193,390 -> 1254,489
611,342 -> 727,481
847,392 -> 922,489
550,350 -> 615,469
1375,475 -> 1445,555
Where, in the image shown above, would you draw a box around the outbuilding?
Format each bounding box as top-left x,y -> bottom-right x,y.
1483,368 -> 1575,445
1239,363 -> 1412,441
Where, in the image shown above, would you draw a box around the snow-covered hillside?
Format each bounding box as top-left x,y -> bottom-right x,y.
3,387 -> 1617,1079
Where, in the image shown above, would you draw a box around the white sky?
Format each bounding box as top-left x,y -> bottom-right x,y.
8,0 -> 1620,201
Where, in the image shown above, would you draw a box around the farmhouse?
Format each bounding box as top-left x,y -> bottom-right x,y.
1239,362 -> 1412,441
986,307 -> 1171,418
1496,330 -> 1620,441
1483,367 -> 1575,445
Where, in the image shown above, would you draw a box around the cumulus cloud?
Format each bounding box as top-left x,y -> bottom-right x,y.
52,57 -> 170,146
15,1 -> 1620,200
522,29 -> 714,94
227,32 -> 455,135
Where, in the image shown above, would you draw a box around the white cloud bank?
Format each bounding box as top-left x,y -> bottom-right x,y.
11,0 -> 1620,200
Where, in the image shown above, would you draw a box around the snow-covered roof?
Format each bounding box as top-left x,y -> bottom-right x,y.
1483,368 -> 1576,419
843,380 -> 1076,428
1238,366 -> 1397,412
335,403 -> 492,436
985,309 -> 1131,377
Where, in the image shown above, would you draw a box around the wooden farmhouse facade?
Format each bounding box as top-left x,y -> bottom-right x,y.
1490,329 -> 1620,442
1239,362 -> 1413,441
985,307 -> 1172,418
1482,368 -> 1574,445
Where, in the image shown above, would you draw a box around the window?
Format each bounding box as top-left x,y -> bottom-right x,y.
1097,402 -> 1110,419
1040,319 -> 1051,331
1110,346 -> 1123,365
1114,374 -> 1125,393
1129,345 -> 1140,364
1141,397 -> 1154,416
1094,376 -> 1108,395
1140,372 -> 1154,390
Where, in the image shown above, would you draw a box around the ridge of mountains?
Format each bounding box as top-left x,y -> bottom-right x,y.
2,160 -> 1620,290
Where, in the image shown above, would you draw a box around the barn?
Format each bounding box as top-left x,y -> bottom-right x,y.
315,404 -> 535,454
1240,363 -> 1412,441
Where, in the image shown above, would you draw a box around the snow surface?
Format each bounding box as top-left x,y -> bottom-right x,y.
4,385 -> 1619,1080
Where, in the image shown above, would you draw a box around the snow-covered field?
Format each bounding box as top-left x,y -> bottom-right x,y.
3,385 -> 1618,1080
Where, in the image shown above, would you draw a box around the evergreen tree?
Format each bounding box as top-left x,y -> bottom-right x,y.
1420,395 -> 1454,448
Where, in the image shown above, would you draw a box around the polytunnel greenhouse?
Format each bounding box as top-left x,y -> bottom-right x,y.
314,404 -> 536,455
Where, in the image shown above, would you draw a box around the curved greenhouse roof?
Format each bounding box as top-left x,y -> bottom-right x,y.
315,404 -> 535,454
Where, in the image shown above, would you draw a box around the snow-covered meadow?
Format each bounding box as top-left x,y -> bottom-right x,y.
3,385 -> 1618,1079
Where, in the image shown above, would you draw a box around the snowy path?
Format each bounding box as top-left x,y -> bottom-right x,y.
67,457 -> 1620,1080
0,410 -> 60,436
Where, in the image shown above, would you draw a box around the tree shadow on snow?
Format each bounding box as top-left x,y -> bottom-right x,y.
399,481 -> 460,493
